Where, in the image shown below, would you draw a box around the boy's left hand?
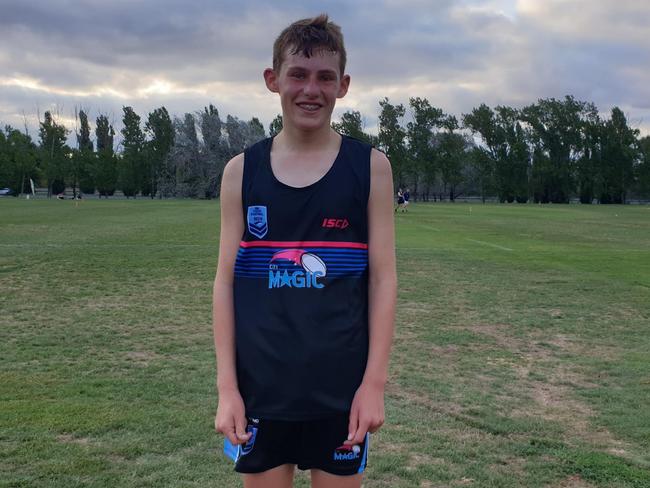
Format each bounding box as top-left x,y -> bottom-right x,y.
344,381 -> 385,446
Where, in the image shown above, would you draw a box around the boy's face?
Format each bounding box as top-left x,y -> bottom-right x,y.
264,48 -> 350,133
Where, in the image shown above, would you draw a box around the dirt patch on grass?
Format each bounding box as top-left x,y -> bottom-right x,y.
56,434 -> 91,445
125,350 -> 160,366
552,474 -> 596,487
460,324 -> 629,457
386,381 -> 463,418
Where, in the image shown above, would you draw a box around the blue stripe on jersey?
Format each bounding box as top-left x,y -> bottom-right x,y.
234,245 -> 368,279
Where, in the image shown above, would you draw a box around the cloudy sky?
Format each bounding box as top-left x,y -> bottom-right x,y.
1,0 -> 649,146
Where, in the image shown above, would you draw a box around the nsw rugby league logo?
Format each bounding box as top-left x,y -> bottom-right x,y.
247,205 -> 268,239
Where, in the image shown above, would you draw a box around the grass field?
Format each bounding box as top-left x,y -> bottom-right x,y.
1,199 -> 649,487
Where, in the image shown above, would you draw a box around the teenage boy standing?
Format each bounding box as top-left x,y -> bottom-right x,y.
213,14 -> 396,488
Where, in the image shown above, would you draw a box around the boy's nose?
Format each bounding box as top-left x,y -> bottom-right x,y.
303,76 -> 319,96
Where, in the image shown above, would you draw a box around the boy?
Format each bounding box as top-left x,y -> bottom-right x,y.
213,14 -> 396,488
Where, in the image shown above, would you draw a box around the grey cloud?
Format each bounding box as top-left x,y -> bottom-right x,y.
1,0 -> 649,139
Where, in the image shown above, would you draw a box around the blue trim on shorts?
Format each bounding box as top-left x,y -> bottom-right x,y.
358,433 -> 370,473
223,438 -> 241,462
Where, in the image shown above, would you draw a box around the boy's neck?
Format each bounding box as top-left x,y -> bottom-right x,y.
275,124 -> 340,152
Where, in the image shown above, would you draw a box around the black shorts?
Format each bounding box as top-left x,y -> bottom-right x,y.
223,415 -> 370,476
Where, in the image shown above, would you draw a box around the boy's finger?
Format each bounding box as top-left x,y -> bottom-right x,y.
348,419 -> 369,445
235,416 -> 251,442
224,426 -> 240,446
346,408 -> 359,444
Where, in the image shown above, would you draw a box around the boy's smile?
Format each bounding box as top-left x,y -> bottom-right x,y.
264,49 -> 350,133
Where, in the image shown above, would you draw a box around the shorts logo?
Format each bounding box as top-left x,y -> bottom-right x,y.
247,206 -> 268,239
241,426 -> 258,456
268,249 -> 327,289
333,444 -> 360,461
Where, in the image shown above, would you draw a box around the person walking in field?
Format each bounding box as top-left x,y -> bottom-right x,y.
395,188 -> 404,212
212,14 -> 397,488
403,188 -> 410,211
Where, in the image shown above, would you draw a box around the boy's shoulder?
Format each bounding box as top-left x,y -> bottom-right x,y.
222,152 -> 245,184
370,146 -> 390,172
223,136 -> 273,173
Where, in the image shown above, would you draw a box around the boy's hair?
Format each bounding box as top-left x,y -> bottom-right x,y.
273,14 -> 346,75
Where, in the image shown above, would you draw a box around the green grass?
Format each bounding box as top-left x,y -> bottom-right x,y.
1,199 -> 649,487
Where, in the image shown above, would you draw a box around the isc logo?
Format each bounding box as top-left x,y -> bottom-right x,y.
322,218 -> 349,229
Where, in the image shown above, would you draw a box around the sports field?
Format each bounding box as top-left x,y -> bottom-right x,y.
1,199 -> 649,487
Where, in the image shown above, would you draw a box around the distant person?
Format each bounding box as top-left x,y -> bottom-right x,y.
212,14 -> 396,488
396,188 -> 405,212
403,188 -> 410,211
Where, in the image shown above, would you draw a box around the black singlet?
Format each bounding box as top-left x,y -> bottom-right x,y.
233,134 -> 372,420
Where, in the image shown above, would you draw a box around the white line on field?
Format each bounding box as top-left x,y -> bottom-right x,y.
465,238 -> 513,251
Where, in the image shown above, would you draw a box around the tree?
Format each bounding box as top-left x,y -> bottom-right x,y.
38,111 -> 69,197
467,146 -> 494,202
496,106 -> 530,203
576,111 -> 603,204
95,115 -> 116,197
269,114 -> 283,137
119,106 -> 145,197
378,98 -> 407,187
145,106 -> 174,198
0,126 -> 38,195
199,104 -> 225,198
463,104 -> 529,203
246,117 -> 266,147
332,110 -> 374,144
599,107 -> 639,203
463,104 -> 499,202
637,136 -> 650,198
161,113 -> 202,198
73,109 -> 94,197
437,116 -> 470,201
0,130 -> 7,188
225,115 -> 247,158
521,96 -> 592,203
407,97 -> 444,200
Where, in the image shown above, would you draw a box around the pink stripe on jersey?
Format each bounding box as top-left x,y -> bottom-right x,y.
240,240 -> 368,250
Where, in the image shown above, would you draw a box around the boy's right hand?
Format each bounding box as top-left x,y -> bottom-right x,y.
215,387 -> 252,445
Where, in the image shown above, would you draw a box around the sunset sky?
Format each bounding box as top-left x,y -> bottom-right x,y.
1,0 -> 649,145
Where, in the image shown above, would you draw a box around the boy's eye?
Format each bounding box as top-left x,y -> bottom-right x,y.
290,72 -> 306,79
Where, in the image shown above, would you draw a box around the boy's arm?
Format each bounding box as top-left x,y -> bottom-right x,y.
213,153 -> 251,445
346,148 -> 397,445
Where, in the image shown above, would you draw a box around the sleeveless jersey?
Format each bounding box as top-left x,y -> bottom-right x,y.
233,134 -> 371,420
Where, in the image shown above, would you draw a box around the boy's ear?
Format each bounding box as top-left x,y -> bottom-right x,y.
337,74 -> 351,99
263,68 -> 279,93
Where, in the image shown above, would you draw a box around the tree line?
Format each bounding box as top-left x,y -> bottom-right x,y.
339,96 -> 650,203
1,95 -> 649,202
0,104 -> 266,199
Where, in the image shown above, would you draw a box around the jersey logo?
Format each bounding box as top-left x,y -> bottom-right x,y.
268,249 -> 327,289
322,218 -> 349,229
247,206 -> 268,239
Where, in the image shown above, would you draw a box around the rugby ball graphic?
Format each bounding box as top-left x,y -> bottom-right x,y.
300,252 -> 327,276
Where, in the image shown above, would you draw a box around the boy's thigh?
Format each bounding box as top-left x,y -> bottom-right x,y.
242,464 -> 295,488
311,469 -> 363,488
